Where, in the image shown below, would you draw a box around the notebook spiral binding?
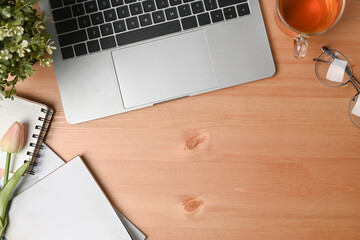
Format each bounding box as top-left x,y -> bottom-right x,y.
35,125 -> 48,131
25,108 -> 54,175
41,108 -> 54,115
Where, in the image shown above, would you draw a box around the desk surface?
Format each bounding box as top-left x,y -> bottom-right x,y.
8,0 -> 360,239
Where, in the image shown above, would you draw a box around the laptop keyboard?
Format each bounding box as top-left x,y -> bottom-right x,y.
50,0 -> 251,59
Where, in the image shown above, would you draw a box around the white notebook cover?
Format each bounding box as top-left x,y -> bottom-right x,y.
5,156 -> 133,240
0,97 -> 52,172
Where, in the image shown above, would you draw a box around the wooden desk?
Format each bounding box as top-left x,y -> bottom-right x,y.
9,0 -> 360,239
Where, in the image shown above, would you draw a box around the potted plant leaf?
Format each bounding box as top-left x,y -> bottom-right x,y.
0,0 -> 55,99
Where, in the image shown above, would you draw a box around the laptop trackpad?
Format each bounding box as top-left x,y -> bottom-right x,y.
112,30 -> 218,109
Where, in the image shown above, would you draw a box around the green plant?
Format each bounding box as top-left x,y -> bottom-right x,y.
0,161 -> 30,235
0,0 -> 55,99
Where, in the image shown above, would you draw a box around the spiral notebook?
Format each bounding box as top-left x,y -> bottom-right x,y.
0,96 -> 53,173
5,156 -> 134,240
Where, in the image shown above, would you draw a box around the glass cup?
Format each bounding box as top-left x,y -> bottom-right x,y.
275,0 -> 346,58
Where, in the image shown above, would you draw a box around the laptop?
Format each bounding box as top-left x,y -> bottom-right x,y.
39,0 -> 275,124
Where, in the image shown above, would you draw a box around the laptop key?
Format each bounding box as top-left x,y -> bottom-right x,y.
85,1 -> 98,13
104,9 -> 117,21
52,7 -> 72,21
111,0 -> 124,7
169,0 -> 181,5
130,3 -> 143,15
58,30 -> 87,46
223,6 -> 236,19
183,0 -> 194,2
125,0 -> 136,3
165,7 -> 178,20
139,14 -> 153,27
191,1 -> 204,14
113,20 -> 127,32
203,0 -> 217,10
126,17 -> 140,30
117,6 -> 130,19
63,0 -> 75,5
155,0 -> 169,9
142,0 -> 156,12
210,9 -> 224,22
55,19 -> 78,34
100,36 -> 117,49
236,3 -> 250,16
50,0 -> 63,9
72,3 -> 85,16
74,43 -> 88,56
218,0 -> 245,8
78,15 -> 91,28
91,12 -> 105,25
181,16 -> 197,30
152,10 -> 165,23
98,0 -> 111,10
197,12 -> 211,26
100,23 -> 114,36
87,40 -> 101,53
61,46 -> 75,59
116,20 -> 181,47
87,26 -> 101,39
178,4 -> 191,17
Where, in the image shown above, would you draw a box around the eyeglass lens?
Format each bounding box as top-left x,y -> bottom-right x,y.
349,93 -> 360,128
314,49 -> 353,87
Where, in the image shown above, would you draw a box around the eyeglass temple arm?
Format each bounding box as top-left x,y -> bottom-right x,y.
321,45 -> 333,55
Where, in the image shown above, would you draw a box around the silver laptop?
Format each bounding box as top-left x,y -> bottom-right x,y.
39,0 -> 275,124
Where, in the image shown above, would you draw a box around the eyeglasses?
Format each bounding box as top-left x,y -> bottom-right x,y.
313,46 -> 360,129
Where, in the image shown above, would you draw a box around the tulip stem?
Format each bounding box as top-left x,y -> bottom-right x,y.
3,153 -> 11,186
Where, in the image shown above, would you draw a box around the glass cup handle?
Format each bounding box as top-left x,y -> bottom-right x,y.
293,35 -> 309,58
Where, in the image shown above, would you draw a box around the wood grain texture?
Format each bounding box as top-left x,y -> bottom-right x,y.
3,0 -> 360,239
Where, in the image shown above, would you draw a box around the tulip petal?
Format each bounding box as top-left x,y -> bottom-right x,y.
0,122 -> 25,153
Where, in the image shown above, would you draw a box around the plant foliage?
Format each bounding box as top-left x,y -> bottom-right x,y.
0,0 -> 55,99
0,160 -> 30,236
